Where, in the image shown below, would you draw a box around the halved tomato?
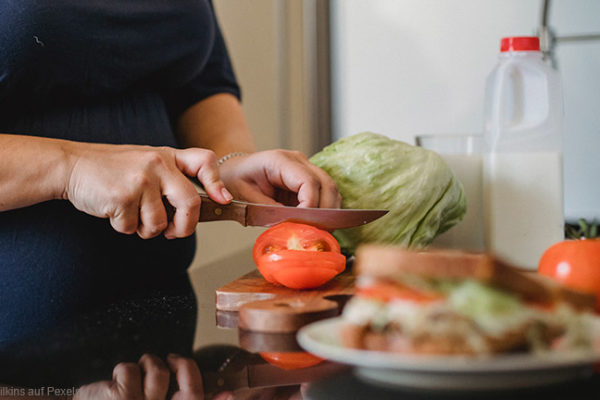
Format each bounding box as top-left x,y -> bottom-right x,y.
253,222 -> 346,289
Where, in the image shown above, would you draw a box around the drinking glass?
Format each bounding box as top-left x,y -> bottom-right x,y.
416,134 -> 485,251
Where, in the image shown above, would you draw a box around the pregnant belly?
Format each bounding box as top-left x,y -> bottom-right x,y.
0,200 -> 196,343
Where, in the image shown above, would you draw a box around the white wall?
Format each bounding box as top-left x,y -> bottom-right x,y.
552,0 -> 600,221
331,0 -> 600,221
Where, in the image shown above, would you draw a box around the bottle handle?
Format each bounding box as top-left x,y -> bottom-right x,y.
490,62 -> 554,149
488,63 -> 515,151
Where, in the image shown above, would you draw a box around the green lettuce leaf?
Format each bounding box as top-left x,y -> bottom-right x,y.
310,132 -> 466,253
448,280 -> 522,318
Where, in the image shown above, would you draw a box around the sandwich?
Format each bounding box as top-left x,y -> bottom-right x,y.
341,245 -> 598,355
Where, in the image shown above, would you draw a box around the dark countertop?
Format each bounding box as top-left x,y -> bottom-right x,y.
2,246 -> 599,399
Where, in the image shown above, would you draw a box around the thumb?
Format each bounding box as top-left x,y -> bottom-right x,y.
174,148 -> 233,204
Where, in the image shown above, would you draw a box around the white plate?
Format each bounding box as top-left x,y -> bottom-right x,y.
297,317 -> 600,391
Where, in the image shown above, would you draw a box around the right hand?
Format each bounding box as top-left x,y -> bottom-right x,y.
64,144 -> 232,239
74,354 -> 233,400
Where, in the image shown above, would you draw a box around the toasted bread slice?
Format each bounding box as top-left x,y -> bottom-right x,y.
354,245 -> 595,310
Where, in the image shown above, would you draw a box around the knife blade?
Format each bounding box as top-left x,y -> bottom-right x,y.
197,193 -> 388,230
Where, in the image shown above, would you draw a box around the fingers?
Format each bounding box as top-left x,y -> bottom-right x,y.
112,147 -> 234,240
175,148 -> 232,204
289,153 -> 341,208
161,148 -> 240,239
158,148 -> 236,239
113,362 -> 144,399
219,149 -> 341,209
139,354 -> 170,400
308,164 -> 342,209
161,174 -> 202,239
266,155 -> 321,208
166,353 -> 204,398
266,151 -> 340,208
137,190 -> 168,239
67,144 -> 236,239
296,179 -> 321,208
110,194 -> 141,235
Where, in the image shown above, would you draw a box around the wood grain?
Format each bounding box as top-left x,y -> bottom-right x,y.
199,195 -> 247,225
215,269 -> 355,333
215,269 -> 355,312
238,330 -> 303,352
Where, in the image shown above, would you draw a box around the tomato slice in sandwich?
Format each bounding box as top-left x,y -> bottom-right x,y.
357,281 -> 443,303
253,222 -> 346,289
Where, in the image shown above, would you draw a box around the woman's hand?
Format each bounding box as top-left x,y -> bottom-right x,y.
64,143 -> 232,239
75,354 -> 232,400
218,150 -> 342,208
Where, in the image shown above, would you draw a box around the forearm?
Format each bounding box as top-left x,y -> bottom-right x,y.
0,134 -> 74,212
176,93 -> 256,158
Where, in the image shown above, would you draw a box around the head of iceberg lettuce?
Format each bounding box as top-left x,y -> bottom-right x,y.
310,132 -> 467,254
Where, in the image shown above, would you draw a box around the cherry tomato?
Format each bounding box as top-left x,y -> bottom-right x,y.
357,281 -> 442,303
538,238 -> 600,311
253,222 -> 346,289
259,352 -> 323,370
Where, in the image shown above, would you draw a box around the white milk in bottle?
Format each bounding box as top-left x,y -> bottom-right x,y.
483,36 -> 564,269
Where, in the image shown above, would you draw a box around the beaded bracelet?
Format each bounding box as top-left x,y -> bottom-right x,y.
216,151 -> 249,166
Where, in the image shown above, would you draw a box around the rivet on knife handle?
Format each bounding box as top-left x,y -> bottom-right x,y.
198,193 -> 248,225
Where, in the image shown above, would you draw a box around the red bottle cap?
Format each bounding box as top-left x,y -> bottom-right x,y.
500,36 -> 540,52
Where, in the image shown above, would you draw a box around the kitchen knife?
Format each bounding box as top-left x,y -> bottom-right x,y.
197,193 -> 387,230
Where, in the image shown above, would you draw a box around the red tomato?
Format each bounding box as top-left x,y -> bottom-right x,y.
253,222 -> 346,289
259,352 -> 323,370
538,238 -> 600,311
357,282 -> 443,303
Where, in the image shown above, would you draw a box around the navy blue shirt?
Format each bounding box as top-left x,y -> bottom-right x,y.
0,0 -> 240,385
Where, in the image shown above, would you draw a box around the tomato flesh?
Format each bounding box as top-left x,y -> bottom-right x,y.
538,238 -> 600,311
253,222 -> 345,289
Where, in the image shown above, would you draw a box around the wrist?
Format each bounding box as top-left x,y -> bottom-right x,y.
217,151 -> 249,167
55,139 -> 85,201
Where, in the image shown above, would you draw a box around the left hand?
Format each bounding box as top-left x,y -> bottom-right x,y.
218,150 -> 342,208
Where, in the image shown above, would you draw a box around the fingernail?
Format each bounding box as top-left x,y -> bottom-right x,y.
167,353 -> 180,359
221,187 -> 233,202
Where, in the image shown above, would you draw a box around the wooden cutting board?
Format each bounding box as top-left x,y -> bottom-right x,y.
215,269 -> 355,333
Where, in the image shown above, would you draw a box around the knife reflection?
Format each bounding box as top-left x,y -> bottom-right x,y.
192,345 -> 347,397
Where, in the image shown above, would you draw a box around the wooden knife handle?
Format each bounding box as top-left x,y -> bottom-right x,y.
198,193 -> 247,225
